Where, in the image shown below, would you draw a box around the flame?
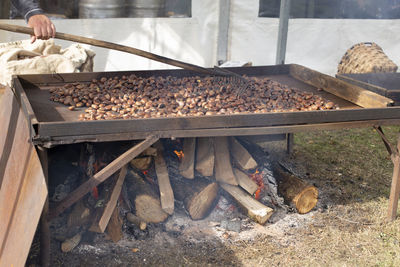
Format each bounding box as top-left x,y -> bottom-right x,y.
174,150 -> 184,161
92,186 -> 99,200
249,168 -> 265,200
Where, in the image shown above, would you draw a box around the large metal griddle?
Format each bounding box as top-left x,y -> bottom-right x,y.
12,64 -> 400,147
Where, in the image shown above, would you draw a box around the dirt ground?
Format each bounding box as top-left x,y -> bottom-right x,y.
31,126 -> 400,267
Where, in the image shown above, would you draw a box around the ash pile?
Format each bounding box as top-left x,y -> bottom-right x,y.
38,137 -> 318,262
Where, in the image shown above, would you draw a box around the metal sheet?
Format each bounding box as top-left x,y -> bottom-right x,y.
13,64 -> 400,146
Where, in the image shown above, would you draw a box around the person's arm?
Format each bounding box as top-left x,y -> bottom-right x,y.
10,0 -> 56,43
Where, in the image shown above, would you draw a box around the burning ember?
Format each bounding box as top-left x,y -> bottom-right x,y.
249,169 -> 265,200
173,150 -> 184,161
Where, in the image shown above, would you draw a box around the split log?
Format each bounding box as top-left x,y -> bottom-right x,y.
142,146 -> 157,157
127,170 -> 169,223
130,157 -> 152,170
154,143 -> 174,215
230,137 -> 257,170
214,137 -> 238,185
233,168 -> 258,195
61,233 -> 82,253
170,177 -> 219,220
179,137 -> 196,179
220,183 -> 274,224
89,165 -> 128,233
274,164 -> 318,214
127,213 -> 147,230
106,208 -> 123,243
195,137 -> 214,177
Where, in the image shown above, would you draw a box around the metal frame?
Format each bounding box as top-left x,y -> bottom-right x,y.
217,0 -> 231,65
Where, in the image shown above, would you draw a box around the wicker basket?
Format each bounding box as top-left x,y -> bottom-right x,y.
337,42 -> 398,74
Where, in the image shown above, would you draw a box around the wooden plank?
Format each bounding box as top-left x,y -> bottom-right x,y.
154,143 -> 174,215
49,135 -> 159,220
106,208 -> 123,243
195,137 -> 215,177
0,87 -> 20,188
214,137 -> 238,185
220,183 -> 273,224
388,135 -> 400,221
0,89 -> 47,267
179,137 -> 196,179
36,107 -> 400,138
336,73 -> 389,97
233,168 -> 258,195
230,137 -> 257,170
35,118 -> 400,147
90,165 -> 128,233
290,64 -> 394,108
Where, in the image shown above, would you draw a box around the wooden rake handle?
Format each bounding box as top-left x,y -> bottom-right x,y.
0,23 -> 216,75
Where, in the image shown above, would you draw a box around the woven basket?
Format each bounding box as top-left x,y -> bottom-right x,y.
337,42 -> 397,74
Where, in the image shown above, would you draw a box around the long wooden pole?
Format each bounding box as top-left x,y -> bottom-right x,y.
0,23 -> 216,76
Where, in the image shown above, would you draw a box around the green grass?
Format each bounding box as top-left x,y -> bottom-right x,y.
233,127 -> 400,266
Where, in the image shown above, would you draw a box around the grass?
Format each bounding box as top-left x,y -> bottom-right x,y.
231,126 -> 400,266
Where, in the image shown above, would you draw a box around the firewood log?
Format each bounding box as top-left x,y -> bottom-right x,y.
220,183 -> 274,224
214,137 -> 238,185
127,170 -> 168,223
233,168 -> 258,195
179,137 -> 196,179
154,142 -> 174,215
195,137 -> 214,177
106,208 -> 123,243
170,177 -> 219,220
230,137 -> 257,170
274,164 -> 318,214
127,212 -> 147,230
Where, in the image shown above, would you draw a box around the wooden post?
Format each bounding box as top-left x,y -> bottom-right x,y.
89,165 -> 128,233
154,142 -> 175,215
214,137 -> 238,185
179,138 -> 196,179
37,146 -> 50,267
388,134 -> 400,221
195,137 -> 215,177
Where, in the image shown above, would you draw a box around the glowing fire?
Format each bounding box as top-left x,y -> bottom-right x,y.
249,168 -> 265,200
174,150 -> 184,161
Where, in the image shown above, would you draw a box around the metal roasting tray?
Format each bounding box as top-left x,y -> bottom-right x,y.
12,64 -> 400,147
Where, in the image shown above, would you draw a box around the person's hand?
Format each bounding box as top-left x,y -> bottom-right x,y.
27,14 -> 56,43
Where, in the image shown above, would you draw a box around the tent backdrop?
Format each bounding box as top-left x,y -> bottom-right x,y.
1,0 -> 399,75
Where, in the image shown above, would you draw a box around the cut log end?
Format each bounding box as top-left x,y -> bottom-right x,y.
187,182 -> 219,220
135,195 -> 169,223
293,186 -> 319,214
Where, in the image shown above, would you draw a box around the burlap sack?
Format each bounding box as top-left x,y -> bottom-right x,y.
0,39 -> 95,86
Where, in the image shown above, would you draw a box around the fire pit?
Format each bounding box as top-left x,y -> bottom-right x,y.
4,64 -> 400,265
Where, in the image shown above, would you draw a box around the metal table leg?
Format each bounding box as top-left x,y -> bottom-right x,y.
37,146 -> 50,267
